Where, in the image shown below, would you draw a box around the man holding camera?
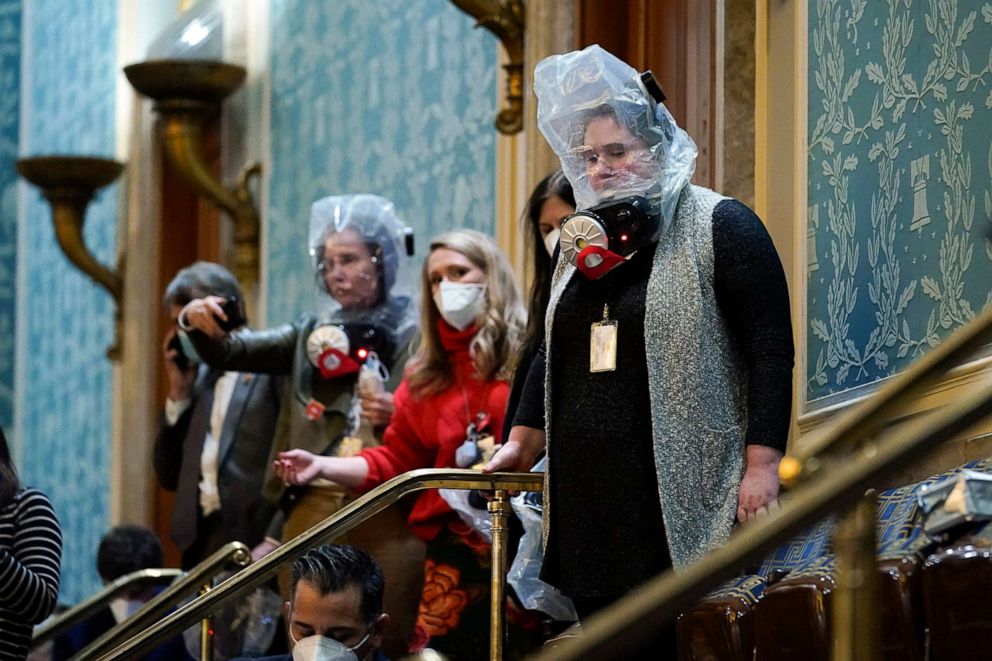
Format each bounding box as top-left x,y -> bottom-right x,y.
154,261 -> 283,570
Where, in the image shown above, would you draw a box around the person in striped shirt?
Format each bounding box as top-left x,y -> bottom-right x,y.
0,425 -> 61,661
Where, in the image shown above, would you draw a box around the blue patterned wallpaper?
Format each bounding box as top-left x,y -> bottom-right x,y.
806,0 -> 992,408
266,0 -> 498,323
17,0 -> 118,603
0,1 -> 20,434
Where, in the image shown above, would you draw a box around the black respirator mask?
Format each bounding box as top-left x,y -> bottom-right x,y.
559,196 -> 661,279
305,322 -> 394,380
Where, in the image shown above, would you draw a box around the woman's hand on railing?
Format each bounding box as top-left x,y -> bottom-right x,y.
483,425 -> 546,476
737,444 -> 783,522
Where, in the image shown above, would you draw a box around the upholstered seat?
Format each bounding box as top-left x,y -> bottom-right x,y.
922,521 -> 992,661
676,517 -> 836,661
678,457 -> 992,661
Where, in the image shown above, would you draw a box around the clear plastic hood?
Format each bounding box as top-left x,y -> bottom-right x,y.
534,44 -> 698,224
307,194 -> 417,350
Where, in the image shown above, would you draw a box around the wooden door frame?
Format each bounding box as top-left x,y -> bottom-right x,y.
575,0 -> 719,191
152,113 -> 224,568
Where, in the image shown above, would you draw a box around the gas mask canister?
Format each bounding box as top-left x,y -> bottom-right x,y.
305,323 -> 393,380
559,195 -> 660,279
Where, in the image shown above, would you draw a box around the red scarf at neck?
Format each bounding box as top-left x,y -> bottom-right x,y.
437,319 -> 478,356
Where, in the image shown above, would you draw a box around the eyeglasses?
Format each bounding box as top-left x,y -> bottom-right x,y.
317,254 -> 379,273
571,140 -> 647,169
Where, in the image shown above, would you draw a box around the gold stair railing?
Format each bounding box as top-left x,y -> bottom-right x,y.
536,302 -> 992,661
93,469 -> 542,661
73,541 -> 251,660
31,568 -> 182,649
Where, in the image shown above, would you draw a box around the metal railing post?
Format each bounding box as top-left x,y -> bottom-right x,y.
831,490 -> 879,661
488,489 -> 510,661
199,582 -> 214,661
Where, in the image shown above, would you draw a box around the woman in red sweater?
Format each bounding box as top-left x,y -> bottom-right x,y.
275,229 -> 528,658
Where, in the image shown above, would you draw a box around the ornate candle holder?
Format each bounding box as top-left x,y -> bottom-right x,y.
124,59 -> 260,292
16,156 -> 125,359
451,0 -> 525,134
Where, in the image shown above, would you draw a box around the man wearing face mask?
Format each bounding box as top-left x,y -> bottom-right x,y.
232,544 -> 390,661
155,262 -> 282,571
485,45 -> 795,650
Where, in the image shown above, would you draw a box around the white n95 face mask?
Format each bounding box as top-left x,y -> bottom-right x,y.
291,632 -> 369,661
543,228 -> 561,257
433,281 -> 487,331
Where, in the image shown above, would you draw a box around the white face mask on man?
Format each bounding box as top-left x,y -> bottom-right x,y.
291,632 -> 370,661
433,280 -> 487,331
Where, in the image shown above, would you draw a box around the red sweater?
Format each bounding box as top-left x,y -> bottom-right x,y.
358,321 -> 509,541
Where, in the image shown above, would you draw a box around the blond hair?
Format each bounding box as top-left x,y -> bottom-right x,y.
409,230 -> 526,398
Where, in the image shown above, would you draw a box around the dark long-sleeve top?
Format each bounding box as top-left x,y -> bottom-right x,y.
0,487 -> 62,661
513,198 -> 794,453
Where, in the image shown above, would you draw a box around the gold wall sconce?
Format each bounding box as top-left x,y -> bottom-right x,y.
451,0 -> 525,134
15,156 -> 126,359
123,59 -> 261,294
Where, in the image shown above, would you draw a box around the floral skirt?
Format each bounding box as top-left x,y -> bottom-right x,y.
410,520 -> 542,660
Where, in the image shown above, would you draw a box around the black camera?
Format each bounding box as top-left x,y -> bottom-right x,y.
217,296 -> 246,332
167,333 -> 191,371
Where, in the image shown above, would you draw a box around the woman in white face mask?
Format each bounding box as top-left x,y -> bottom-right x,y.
274,230 -> 532,657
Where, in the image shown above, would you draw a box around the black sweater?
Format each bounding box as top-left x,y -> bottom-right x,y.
511,198 -> 794,452
510,198 -> 794,598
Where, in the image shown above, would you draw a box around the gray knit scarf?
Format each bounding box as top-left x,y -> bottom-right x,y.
542,184 -> 746,569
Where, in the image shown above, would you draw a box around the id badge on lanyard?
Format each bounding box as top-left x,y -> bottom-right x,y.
590,303 -> 617,373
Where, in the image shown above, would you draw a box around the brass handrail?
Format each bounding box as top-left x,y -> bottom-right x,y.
534,302 -> 992,660
779,302 -> 992,488
31,569 -> 182,647
73,542 -> 250,660
95,469 -> 543,660
535,377 -> 992,658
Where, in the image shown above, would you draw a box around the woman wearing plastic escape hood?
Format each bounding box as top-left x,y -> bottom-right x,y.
484,45 -> 795,651
179,194 -> 423,657
274,230 -> 540,658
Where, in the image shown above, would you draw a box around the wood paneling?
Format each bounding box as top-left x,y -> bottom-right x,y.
575,0 -> 717,189
152,114 -> 223,568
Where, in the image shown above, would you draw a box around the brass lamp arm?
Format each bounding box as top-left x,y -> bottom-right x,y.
50,195 -> 123,303
154,99 -> 261,291
157,103 -> 259,224
451,0 -> 525,134
16,156 -> 125,360
124,59 -> 263,293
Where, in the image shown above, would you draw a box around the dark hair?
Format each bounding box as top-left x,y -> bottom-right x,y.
580,100 -> 670,151
291,544 -> 384,625
523,171 -> 575,347
162,261 -> 243,311
0,426 -> 20,508
97,525 -> 164,583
